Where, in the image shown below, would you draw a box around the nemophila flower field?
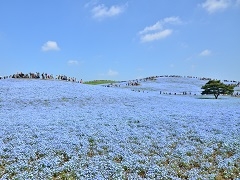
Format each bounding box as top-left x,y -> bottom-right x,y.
0,78 -> 239,179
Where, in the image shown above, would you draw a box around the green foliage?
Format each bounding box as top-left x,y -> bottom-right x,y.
83,80 -> 117,85
201,80 -> 234,99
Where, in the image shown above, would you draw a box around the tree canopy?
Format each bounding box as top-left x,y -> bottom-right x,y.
201,80 -> 234,99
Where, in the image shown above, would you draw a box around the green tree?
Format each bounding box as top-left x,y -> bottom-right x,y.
201,80 -> 234,99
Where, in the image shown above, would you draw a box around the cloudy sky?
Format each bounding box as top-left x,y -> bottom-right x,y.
0,0 -> 239,81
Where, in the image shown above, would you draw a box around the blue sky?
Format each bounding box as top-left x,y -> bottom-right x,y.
0,0 -> 240,81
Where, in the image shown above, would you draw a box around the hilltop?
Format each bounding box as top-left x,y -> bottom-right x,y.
1,74 -> 240,98
98,75 -> 240,97
1,74 -> 239,97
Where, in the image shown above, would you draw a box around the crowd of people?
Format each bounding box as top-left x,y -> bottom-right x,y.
0,72 -> 83,83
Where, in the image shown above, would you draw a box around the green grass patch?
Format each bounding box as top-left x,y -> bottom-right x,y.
83,80 -> 117,85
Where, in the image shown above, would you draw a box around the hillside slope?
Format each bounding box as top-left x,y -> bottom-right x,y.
0,78 -> 239,179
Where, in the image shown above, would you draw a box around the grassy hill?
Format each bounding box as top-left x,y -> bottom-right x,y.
83,79 -> 117,85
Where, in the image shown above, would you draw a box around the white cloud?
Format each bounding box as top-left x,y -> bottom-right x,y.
140,29 -> 172,42
139,16 -> 181,35
139,16 -> 181,43
163,16 -> 182,24
139,21 -> 163,35
41,41 -> 60,51
107,69 -> 118,76
91,4 -> 125,19
68,60 -> 79,65
199,49 -> 212,56
201,0 -> 231,13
